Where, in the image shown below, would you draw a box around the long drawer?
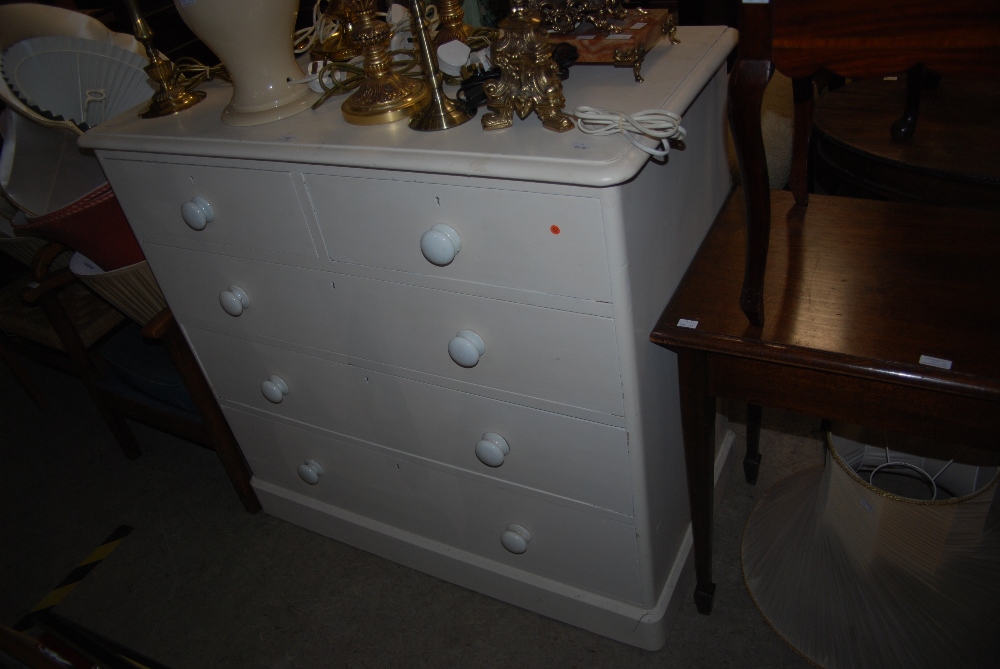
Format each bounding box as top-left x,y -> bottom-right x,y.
187,327 -> 634,514
227,408 -> 642,602
148,246 -> 624,416
101,159 -> 317,258
304,174 -> 612,302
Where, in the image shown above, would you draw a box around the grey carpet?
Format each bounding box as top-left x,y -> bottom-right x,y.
2,358 -> 817,668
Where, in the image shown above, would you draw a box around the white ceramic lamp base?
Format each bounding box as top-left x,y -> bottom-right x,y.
174,0 -> 319,126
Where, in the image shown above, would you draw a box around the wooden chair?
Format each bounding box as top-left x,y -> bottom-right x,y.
0,237 -> 261,513
70,254 -> 262,513
649,0 -> 1000,614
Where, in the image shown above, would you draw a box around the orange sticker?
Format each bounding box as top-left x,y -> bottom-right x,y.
550,225 -> 561,234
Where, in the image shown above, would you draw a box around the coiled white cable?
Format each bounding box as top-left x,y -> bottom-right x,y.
573,106 -> 686,158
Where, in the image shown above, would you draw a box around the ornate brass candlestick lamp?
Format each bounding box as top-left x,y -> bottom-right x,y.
310,0 -> 362,62
341,0 -> 428,125
482,0 -> 575,132
124,0 -> 204,118
409,0 -> 473,131
434,0 -> 474,46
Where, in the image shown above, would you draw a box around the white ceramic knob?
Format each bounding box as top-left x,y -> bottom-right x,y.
297,458 -> 324,484
475,433 -> 510,467
219,285 -> 250,316
448,329 -> 485,367
501,523 -> 531,554
420,223 -> 462,266
181,196 -> 215,230
261,374 -> 289,404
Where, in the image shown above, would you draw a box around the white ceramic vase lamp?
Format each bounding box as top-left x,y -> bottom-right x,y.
173,0 -> 319,126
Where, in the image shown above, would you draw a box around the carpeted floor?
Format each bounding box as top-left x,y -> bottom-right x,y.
1,346 -> 825,668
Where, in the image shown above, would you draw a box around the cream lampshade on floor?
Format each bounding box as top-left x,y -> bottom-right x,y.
742,434 -> 1000,668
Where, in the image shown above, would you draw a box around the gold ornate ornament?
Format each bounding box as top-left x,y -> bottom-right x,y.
532,0 -> 630,35
663,14 -> 680,45
123,0 -> 204,119
341,0 -> 428,125
310,0 -> 362,62
434,0 -> 474,46
613,44 -> 646,83
408,0 -> 473,131
482,0 -> 575,133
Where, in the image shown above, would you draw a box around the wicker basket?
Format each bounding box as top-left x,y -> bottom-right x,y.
70,254 -> 167,326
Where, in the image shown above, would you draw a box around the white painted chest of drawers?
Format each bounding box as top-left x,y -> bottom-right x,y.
82,26 -> 737,650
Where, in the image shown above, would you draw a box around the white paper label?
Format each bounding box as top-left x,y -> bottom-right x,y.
677,319 -> 699,329
631,22 -> 647,29
918,355 -> 952,370
577,35 -> 596,40
606,34 -> 633,40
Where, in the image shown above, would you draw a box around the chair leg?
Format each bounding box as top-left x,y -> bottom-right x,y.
0,340 -> 47,409
89,388 -> 142,460
34,285 -> 143,458
744,403 -> 763,484
159,319 -> 261,513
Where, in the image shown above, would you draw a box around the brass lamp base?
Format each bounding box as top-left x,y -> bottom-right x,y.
408,0 -> 472,131
140,87 -> 206,119
341,0 -> 428,126
409,95 -> 472,130
125,0 -> 205,119
341,79 -> 427,125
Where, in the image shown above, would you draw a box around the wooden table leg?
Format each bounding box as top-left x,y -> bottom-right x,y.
744,403 -> 763,484
676,348 -> 717,613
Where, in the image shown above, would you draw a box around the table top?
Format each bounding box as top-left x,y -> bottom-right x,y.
652,189 -> 1000,400
814,78 -> 1000,184
80,26 -> 736,188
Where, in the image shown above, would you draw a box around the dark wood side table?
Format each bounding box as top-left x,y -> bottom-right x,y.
812,78 -> 1000,209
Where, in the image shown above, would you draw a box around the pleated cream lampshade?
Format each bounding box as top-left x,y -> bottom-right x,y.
742,433 -> 999,669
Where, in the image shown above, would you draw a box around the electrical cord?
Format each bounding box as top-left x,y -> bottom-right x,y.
573,106 -> 686,158
170,57 -> 230,90
551,43 -> 578,80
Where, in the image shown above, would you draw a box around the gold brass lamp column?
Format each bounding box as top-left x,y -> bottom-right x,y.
124,0 -> 204,118
310,0 -> 362,63
341,0 -> 428,125
434,0 -> 473,46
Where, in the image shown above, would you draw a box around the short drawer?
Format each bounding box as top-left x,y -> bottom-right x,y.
187,327 -> 633,514
101,159 -> 316,258
148,246 -> 624,416
228,409 -> 642,602
303,174 -> 612,302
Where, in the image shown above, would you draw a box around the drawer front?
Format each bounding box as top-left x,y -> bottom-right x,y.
149,246 -> 624,415
228,409 -> 641,602
102,159 -> 316,258
304,174 -> 612,302
187,327 -> 633,514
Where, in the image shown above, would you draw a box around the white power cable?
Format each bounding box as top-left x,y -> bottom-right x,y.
573,106 -> 686,158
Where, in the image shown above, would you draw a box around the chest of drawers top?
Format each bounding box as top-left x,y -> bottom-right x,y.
80,27 -> 736,188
